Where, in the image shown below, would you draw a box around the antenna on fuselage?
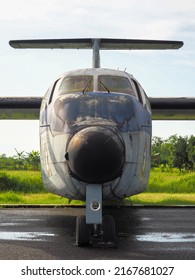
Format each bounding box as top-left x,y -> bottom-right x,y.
9,38 -> 183,69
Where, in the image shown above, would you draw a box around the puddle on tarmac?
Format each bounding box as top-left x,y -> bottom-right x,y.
0,231 -> 56,241
135,232 -> 195,243
0,219 -> 42,227
0,223 -> 24,226
141,217 -> 151,221
0,219 -> 41,227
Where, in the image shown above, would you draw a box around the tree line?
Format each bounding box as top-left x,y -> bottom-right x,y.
0,134 -> 195,171
152,135 -> 195,171
0,149 -> 40,171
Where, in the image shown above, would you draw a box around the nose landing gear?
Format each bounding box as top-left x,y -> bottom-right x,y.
75,214 -> 117,247
75,184 -> 117,247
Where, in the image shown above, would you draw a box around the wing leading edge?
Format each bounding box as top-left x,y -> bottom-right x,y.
150,97 -> 195,120
0,97 -> 41,119
0,97 -> 195,120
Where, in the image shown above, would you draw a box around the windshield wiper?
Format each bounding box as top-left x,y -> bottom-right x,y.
82,80 -> 91,94
99,82 -> 110,93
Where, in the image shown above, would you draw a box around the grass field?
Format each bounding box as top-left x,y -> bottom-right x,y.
0,170 -> 195,206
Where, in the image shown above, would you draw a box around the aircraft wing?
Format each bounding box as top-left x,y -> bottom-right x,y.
0,97 -> 195,120
0,97 -> 41,119
150,97 -> 195,120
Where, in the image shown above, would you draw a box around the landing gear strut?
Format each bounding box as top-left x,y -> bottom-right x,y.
75,184 -> 117,247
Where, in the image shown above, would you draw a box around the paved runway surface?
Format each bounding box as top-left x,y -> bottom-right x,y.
0,207 -> 194,259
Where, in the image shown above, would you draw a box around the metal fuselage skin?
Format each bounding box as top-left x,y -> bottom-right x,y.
39,68 -> 152,201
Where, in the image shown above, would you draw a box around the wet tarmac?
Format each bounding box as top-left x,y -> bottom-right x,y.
0,206 -> 194,259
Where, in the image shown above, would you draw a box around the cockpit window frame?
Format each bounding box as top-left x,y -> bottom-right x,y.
49,78 -> 61,104
59,75 -> 93,94
131,78 -> 143,104
97,75 -> 136,96
131,78 -> 151,113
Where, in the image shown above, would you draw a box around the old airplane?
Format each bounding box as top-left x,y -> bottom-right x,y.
1,38 -> 195,246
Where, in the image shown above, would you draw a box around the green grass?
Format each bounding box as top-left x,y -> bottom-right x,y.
147,169 -> 195,193
0,170 -> 45,193
0,191 -> 85,205
129,193 -> 195,206
0,169 -> 195,206
130,169 -> 195,205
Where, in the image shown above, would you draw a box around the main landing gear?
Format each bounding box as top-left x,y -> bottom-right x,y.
75,184 -> 117,247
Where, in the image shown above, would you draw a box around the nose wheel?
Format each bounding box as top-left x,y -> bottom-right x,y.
75,184 -> 117,247
102,215 -> 116,242
75,215 -> 90,246
75,214 -> 117,247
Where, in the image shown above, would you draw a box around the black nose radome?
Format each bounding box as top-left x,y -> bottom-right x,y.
66,127 -> 124,183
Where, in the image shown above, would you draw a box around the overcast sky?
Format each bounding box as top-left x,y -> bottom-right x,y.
0,0 -> 195,155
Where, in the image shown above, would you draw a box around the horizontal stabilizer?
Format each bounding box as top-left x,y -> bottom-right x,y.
9,38 -> 183,68
9,38 -> 183,50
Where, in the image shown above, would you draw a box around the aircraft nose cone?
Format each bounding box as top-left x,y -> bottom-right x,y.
66,127 -> 124,183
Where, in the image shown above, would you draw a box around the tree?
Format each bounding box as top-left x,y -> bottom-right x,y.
13,149 -> 26,170
26,150 -> 40,171
187,135 -> 195,169
151,137 -> 163,167
151,136 -> 176,168
173,136 -> 189,170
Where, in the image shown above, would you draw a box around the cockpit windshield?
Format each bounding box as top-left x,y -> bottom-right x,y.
98,75 -> 135,96
58,74 -> 136,97
59,75 -> 93,93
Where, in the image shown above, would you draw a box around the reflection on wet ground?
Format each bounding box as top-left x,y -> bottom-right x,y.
0,207 -> 194,259
0,218 -> 56,241
0,208 -> 195,245
135,232 -> 195,243
0,231 -> 55,241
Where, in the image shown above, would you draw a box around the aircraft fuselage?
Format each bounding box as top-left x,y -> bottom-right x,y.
40,68 -> 152,201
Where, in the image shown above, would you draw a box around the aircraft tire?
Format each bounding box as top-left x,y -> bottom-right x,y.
102,215 -> 116,242
76,215 -> 90,246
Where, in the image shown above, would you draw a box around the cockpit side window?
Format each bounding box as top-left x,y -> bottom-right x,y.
131,79 -> 143,104
49,78 -> 61,104
59,75 -> 93,94
131,78 -> 151,113
98,75 -> 135,96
